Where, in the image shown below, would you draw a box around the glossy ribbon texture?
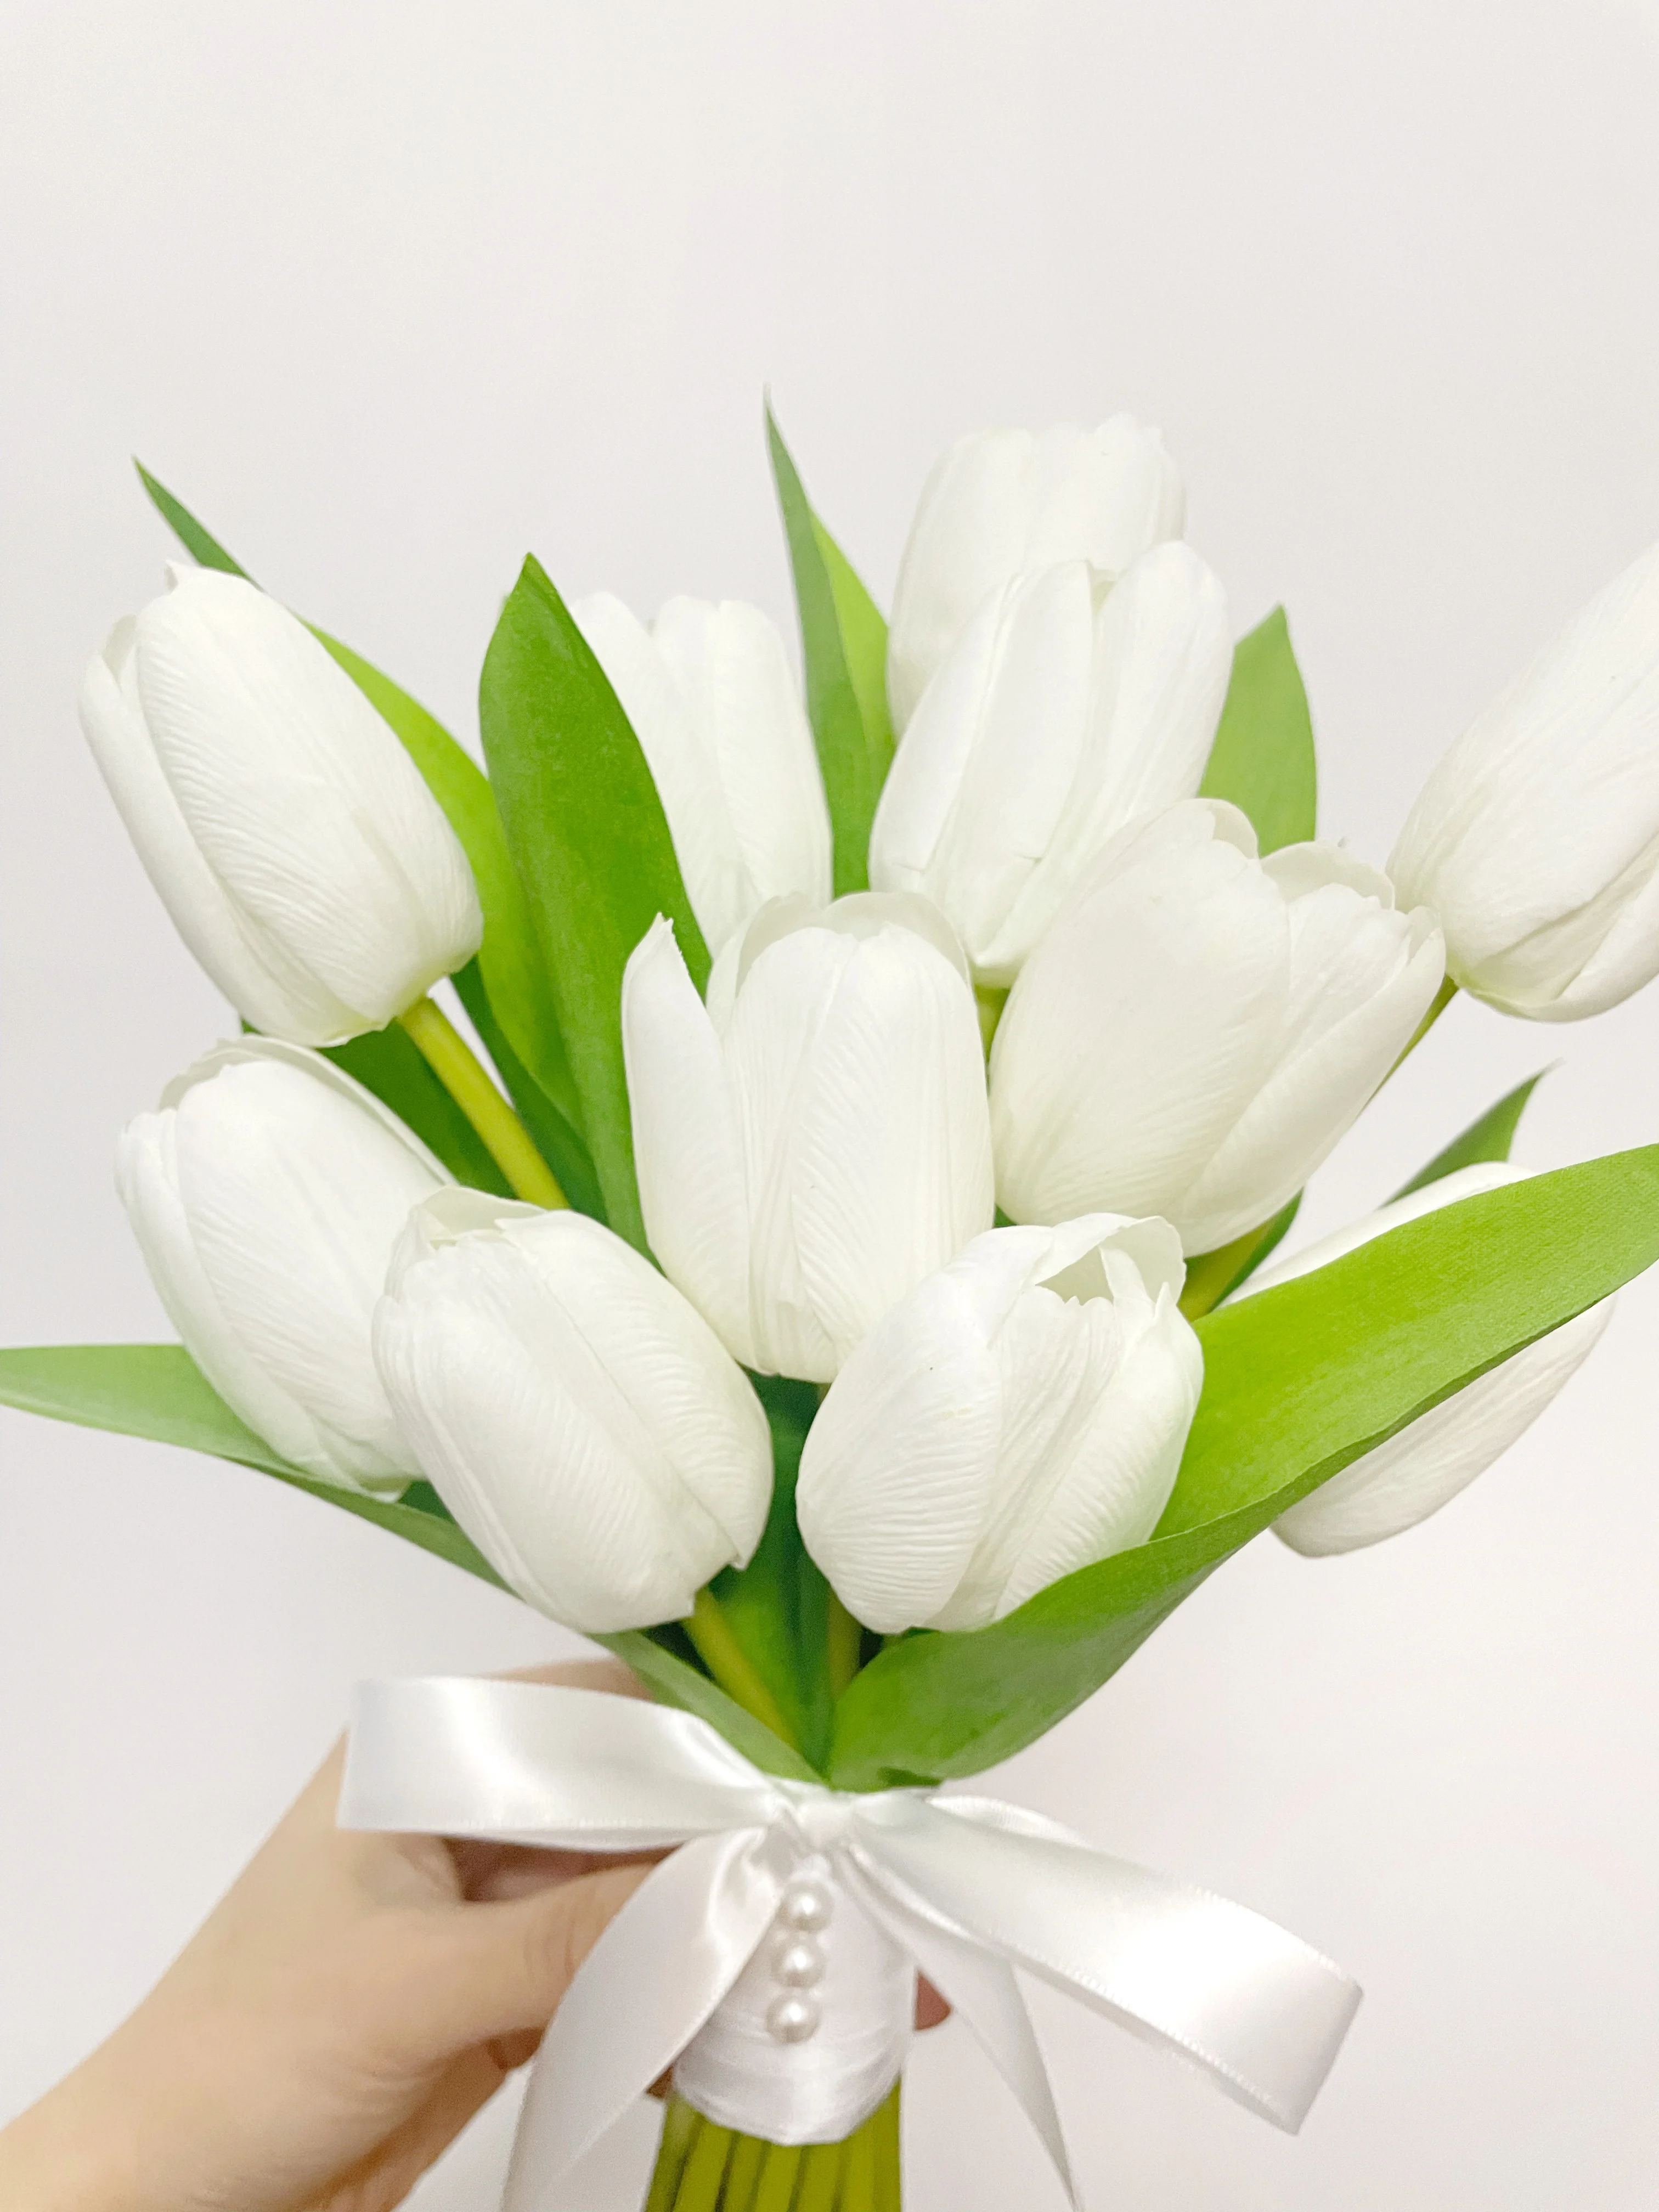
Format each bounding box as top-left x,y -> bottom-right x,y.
339,1679 -> 1361,2208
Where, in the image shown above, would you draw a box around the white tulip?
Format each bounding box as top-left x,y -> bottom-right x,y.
1390,541 -> 1659,1020
1233,1165 -> 1615,1554
371,1191 -> 772,1633
991,802 -> 1446,1255
573,592 -> 833,956
622,893 -> 995,1383
887,417 -> 1185,733
798,1215 -> 1202,1632
870,546 -> 1232,984
80,567 -> 482,1046
116,1037 -> 451,1493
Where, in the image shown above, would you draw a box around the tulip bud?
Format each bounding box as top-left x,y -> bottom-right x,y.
572,592 -> 833,956
116,1038 -> 452,1492
1390,542 -> 1659,1020
622,893 -> 995,1383
371,1191 -> 773,1632
887,417 -> 1185,733
991,802 -> 1446,1255
80,567 -> 482,1046
870,547 -> 1231,984
1235,1165 -> 1615,1553
797,1216 -> 1202,1631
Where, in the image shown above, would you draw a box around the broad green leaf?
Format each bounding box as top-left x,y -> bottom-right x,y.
1199,606 -> 1317,854
452,961 -> 606,1221
325,996 -> 511,1196
708,1375 -> 834,1769
0,1343 -> 503,1584
600,1630 -> 820,1784
1391,1070 -> 1549,1201
479,556 -> 709,1251
134,467 -> 588,1175
0,1341 -> 812,1774
135,461 -> 250,576
767,408 -> 894,894
829,1148 -> 1659,1787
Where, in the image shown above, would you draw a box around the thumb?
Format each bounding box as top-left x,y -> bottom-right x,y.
400,1860 -> 657,2053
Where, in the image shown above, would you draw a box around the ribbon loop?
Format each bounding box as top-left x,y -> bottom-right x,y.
340,1678 -> 1362,2208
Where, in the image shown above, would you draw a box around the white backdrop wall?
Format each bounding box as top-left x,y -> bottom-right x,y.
4,2 -> 1659,2205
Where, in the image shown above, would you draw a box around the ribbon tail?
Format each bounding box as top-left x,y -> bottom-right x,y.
506,1829 -> 778,2212
844,1859 -> 1079,2210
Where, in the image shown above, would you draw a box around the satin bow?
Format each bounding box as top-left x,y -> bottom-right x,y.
339,1678 -> 1361,2208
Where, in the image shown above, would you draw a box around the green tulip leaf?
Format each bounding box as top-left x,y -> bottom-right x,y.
0,1344 -> 812,1775
599,1630 -> 821,1785
1391,1069 -> 1550,1201
133,466 -> 593,1203
767,407 -> 895,895
829,1147 -> 1659,1788
479,555 -> 709,1251
1178,1193 -> 1302,1318
1199,606 -> 1317,854
707,1375 -> 836,1770
0,1343 -> 504,1584
135,462 -> 250,577
325,1002 -> 512,1196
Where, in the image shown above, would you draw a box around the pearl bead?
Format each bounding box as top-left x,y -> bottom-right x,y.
766,1991 -> 821,2044
778,1880 -> 833,1935
774,1936 -> 825,1989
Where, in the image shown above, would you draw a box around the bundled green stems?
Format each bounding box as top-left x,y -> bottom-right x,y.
645,2087 -> 901,2212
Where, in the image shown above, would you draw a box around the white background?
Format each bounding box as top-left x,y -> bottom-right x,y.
4,2 -> 1659,2205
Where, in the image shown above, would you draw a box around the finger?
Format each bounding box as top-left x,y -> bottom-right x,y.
397,1859 -> 656,2054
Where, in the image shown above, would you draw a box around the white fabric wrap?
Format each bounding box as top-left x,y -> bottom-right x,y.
340,1680 -> 1362,2209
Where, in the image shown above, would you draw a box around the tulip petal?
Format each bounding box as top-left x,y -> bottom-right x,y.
620,917 -> 755,1368
797,1266 -> 1003,1633
1276,1300 -> 1612,1554
133,571 -> 481,1039
991,804 -> 1286,1231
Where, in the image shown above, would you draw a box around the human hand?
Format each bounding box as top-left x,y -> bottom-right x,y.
0,1660 -> 663,2212
0,1659 -> 949,2212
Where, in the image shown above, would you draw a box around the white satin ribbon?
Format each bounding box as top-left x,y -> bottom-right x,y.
340,1679 -> 1361,2208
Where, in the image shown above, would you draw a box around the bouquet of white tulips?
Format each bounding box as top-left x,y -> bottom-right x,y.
8,413 -> 1659,2212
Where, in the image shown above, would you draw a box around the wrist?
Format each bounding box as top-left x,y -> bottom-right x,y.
0,2064 -> 148,2212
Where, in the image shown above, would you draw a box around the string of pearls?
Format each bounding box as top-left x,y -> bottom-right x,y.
764,1874 -> 833,2044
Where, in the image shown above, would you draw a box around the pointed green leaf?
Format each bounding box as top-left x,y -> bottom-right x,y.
134,461 -> 250,577
133,467 -> 590,1190
1391,1070 -> 1550,1201
1199,606 -> 1317,853
0,1343 -> 503,1584
708,1375 -> 835,1769
479,555 -> 708,1250
599,1630 -> 820,1784
829,1147 -> 1659,1787
767,408 -> 894,894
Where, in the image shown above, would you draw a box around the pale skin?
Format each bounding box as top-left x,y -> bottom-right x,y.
0,1661 -> 946,2212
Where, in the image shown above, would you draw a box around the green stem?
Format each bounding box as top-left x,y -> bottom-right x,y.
871,2084 -> 902,2212
793,2139 -> 847,2212
826,1590 -> 864,1698
397,992 -> 567,1208
672,2117 -> 736,2212
723,2133 -> 767,2212
685,1588 -> 800,1750
647,2100 -> 702,2212
749,2143 -> 804,2212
